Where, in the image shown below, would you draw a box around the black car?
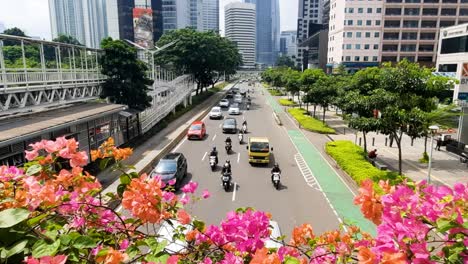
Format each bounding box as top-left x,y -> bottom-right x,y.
150,153 -> 188,190
222,118 -> 237,134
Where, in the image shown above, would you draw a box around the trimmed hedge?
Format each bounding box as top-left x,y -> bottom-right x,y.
325,140 -> 407,190
278,98 -> 296,106
288,108 -> 335,134
268,89 -> 284,96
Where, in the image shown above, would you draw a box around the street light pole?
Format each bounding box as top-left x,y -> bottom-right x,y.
427,125 -> 439,184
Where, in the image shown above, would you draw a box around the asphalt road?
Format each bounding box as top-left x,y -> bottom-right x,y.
174,82 -> 342,237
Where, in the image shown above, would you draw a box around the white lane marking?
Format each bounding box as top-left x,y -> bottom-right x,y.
202,152 -> 207,161
219,123 -> 222,128
282,126 -> 345,230
237,152 -> 240,163
232,182 -> 237,201
294,153 -> 322,191
173,137 -> 187,152
282,112 -> 357,197
212,134 -> 217,141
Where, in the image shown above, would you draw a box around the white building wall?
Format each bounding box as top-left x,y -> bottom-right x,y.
225,2 -> 256,68
327,0 -> 383,69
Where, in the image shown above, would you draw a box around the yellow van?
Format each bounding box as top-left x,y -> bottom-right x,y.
246,137 -> 272,164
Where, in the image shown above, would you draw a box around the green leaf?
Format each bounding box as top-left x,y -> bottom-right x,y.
436,218 -> 457,233
73,236 -> 97,249
146,252 -> 169,263
96,248 -> 109,257
32,240 -> 60,258
193,220 -> 205,232
27,214 -> 47,226
5,239 -> 28,258
99,158 -> 111,170
126,245 -> 140,259
284,256 -> 300,264
26,164 -> 42,176
117,184 -> 127,197
0,208 -> 30,228
120,175 -> 131,185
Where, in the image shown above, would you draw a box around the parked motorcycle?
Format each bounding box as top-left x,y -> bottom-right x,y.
225,142 -> 232,154
272,172 -> 281,190
221,172 -> 231,192
209,156 -> 217,171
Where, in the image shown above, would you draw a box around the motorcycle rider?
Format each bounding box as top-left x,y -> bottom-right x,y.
209,147 -> 218,164
222,160 -> 232,182
242,120 -> 247,133
271,163 -> 281,182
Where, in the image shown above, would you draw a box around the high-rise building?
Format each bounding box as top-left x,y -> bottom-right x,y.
225,2 -> 256,69
82,0 -> 108,48
296,0 -> 326,68
162,0 -> 191,33
326,0 -> 382,72
244,0 -> 280,66
279,30 -> 298,58
202,0 -> 219,32
49,0 -> 86,44
106,0 -> 134,41
0,22 -> 5,33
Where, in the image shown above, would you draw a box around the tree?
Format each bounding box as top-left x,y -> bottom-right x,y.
155,29 -> 242,95
100,38 -> 152,111
2,27 -> 28,46
376,60 -> 455,175
308,75 -> 339,123
300,69 -> 326,114
275,55 -> 295,68
53,35 -> 82,45
283,69 -> 301,102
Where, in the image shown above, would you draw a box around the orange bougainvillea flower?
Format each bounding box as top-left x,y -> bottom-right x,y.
95,248 -> 128,264
91,137 -> 133,162
250,248 -> 281,264
177,210 -> 191,225
122,174 -> 164,224
381,251 -> 407,264
354,179 -> 383,225
357,246 -> 377,264
290,223 -> 314,246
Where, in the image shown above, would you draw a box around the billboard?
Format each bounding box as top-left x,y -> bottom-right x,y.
133,8 -> 154,49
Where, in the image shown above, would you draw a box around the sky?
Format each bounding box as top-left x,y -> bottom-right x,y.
0,0 -> 298,40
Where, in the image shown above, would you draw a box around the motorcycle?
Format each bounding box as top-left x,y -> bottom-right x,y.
242,124 -> 247,134
225,142 -> 232,154
209,156 -> 217,171
272,172 -> 281,190
246,104 -> 250,110
238,133 -> 243,144
221,172 -> 231,192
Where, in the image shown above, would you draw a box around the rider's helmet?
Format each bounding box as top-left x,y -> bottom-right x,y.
212,147 -> 216,152
226,160 -> 231,164
274,163 -> 279,168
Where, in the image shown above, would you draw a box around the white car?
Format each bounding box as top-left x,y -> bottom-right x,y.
157,220 -> 193,254
219,99 -> 230,108
234,94 -> 243,104
265,221 -> 283,249
228,103 -> 240,115
209,106 -> 223,119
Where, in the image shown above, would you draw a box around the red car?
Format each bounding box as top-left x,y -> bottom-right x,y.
187,121 -> 206,140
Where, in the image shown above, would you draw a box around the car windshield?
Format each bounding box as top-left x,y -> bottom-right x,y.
211,108 -> 220,112
224,119 -> 236,125
190,124 -> 202,130
250,142 -> 270,153
221,100 -> 228,102
231,104 -> 239,108
154,161 -> 177,174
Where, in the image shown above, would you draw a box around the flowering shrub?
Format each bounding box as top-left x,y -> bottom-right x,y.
0,137 -> 466,263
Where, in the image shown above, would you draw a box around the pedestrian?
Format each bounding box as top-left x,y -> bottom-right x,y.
368,149 -> 378,165
436,136 -> 442,151
389,134 -> 394,147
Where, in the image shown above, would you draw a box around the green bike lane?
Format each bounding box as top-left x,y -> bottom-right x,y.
264,91 -> 376,236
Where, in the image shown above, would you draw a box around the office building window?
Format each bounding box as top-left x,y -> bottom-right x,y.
365,32 -> 371,38
441,35 -> 468,54
355,56 -> 360,61
348,7 -> 354,13
376,20 -> 381,26
375,32 -> 380,38
367,8 -> 372,13
364,56 -> 369,61
402,32 -> 418,40
356,32 -> 362,37
364,44 -> 370,49
346,44 -> 352,49
401,44 -> 416,52
366,20 -> 372,26
404,8 -> 420,15
403,20 -> 419,28
347,32 -> 353,37
356,44 -> 361,49
358,8 -> 363,13
440,20 -> 455,27
382,56 -> 397,62
358,20 -> 363,26
441,8 -> 456,16
386,8 -> 402,16
419,44 -> 434,52
401,56 -> 415,62
345,56 -> 351,61
374,44 -> 379,49
422,8 -> 438,16
421,20 -> 437,27
348,20 -> 354,25
382,44 -> 398,51
460,9 -> 468,16
420,32 -> 435,40
373,56 -> 378,61
384,20 -> 400,28
384,32 -> 399,40
376,8 -> 382,13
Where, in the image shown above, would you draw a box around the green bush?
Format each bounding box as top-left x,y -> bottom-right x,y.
268,89 -> 284,96
419,152 -> 429,163
288,108 -> 335,134
325,140 -> 407,190
278,98 -> 296,106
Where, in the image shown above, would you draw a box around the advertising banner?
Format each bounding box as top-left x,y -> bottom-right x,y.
133,8 -> 154,49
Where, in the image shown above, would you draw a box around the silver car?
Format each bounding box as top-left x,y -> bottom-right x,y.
209,106 -> 223,119
228,103 -> 240,115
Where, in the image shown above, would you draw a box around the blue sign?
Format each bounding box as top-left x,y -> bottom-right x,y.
458,92 -> 468,101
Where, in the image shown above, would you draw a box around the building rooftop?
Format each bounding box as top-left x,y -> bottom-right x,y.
0,102 -> 127,148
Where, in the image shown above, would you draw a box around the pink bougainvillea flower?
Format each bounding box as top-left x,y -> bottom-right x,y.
0,165 -> 24,181
180,195 -> 190,205
25,255 -> 67,264
119,239 -> 130,250
218,252 -> 243,264
70,151 -> 88,167
168,179 -> 176,185
167,255 -> 179,264
277,246 -> 300,262
181,181 -> 198,194
202,189 -> 211,199
201,257 -> 213,264
25,149 -> 39,161
162,191 -> 176,202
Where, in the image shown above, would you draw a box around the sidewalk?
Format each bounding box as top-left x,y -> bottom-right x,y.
100,83 -> 233,194
312,105 -> 466,187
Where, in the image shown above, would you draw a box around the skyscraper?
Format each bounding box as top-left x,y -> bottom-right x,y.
82,0 -> 108,48
49,0 -> 86,44
244,0 -> 280,66
225,2 -> 256,69
280,30 -> 298,58
202,0 -> 219,32
162,0 -> 190,33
